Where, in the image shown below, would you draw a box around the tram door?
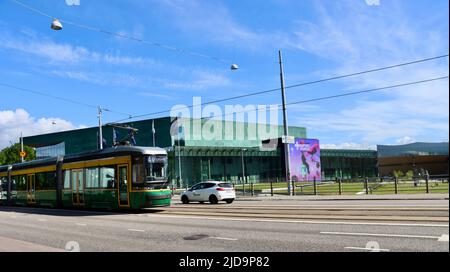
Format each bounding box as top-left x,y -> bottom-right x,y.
27,174 -> 36,204
71,169 -> 84,206
118,165 -> 129,207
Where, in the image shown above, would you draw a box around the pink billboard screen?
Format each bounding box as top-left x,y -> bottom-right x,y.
289,138 -> 321,182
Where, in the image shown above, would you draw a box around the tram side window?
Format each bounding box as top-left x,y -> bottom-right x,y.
100,166 -> 116,189
0,177 -> 7,200
132,157 -> 145,185
46,172 -> 56,190
36,173 -> 45,190
63,170 -> 71,189
17,175 -> 27,191
10,176 -> 17,191
86,168 -> 99,188
36,172 -> 56,190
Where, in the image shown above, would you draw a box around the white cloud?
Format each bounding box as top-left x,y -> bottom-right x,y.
155,0 -> 277,50
49,68 -> 232,91
163,70 -> 232,90
0,31 -> 157,66
137,92 -> 173,100
395,136 -> 415,145
1,37 -> 89,64
320,143 -> 377,150
49,70 -> 144,87
0,109 -> 82,149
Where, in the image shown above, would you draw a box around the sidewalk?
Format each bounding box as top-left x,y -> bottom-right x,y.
0,236 -> 65,252
171,193 -> 449,202
236,193 -> 449,201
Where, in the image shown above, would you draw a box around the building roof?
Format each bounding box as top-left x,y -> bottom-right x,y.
377,142 -> 449,158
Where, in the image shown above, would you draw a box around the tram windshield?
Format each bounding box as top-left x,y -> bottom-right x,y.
132,155 -> 168,188
145,155 -> 167,181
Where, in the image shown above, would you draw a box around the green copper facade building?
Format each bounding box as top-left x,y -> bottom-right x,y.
23,117 -> 378,187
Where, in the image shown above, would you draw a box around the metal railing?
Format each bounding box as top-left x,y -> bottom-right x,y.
231,175 -> 449,196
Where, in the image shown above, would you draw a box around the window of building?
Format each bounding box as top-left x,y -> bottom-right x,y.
36,142 -> 65,159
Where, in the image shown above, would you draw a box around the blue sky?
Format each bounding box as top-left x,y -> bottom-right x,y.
0,0 -> 448,149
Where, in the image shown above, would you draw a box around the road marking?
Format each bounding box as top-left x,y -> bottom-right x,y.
438,234 -> 449,242
209,237 -> 238,241
128,229 -> 145,232
10,216 -> 17,219
345,246 -> 390,252
148,214 -> 449,228
76,223 -> 87,226
37,219 -> 47,222
321,231 -> 443,240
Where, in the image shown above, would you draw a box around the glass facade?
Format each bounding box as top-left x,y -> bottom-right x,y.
36,142 -> 65,159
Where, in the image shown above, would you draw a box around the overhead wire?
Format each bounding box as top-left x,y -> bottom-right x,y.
109,55 -> 449,123
10,0 -> 231,64
0,82 -> 133,117
199,76 -> 449,121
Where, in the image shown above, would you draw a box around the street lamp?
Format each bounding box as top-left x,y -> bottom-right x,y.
51,19 -> 63,30
241,148 -> 247,184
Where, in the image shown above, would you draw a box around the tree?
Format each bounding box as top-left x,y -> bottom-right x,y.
0,143 -> 36,165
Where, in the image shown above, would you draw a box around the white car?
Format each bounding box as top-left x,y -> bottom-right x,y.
181,181 -> 236,204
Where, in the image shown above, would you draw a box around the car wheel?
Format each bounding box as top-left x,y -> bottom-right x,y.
181,195 -> 189,204
209,195 -> 219,204
225,199 -> 234,204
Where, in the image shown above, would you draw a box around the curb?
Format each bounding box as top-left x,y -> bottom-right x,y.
235,197 -> 450,202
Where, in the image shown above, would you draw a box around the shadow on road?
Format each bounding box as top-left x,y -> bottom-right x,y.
0,205 -> 168,217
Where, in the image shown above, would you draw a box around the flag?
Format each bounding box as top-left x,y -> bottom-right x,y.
113,128 -> 119,145
129,130 -> 137,146
152,120 -> 156,147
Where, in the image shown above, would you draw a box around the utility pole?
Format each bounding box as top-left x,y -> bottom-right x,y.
20,131 -> 24,163
279,50 -> 293,196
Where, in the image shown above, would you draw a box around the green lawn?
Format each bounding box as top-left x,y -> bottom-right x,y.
233,181 -> 449,195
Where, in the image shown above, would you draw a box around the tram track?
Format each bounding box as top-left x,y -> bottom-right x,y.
157,204 -> 449,223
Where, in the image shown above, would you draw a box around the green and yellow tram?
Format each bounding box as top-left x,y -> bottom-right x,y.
0,146 -> 172,209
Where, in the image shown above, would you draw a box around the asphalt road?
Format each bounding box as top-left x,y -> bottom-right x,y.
0,198 -> 448,252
